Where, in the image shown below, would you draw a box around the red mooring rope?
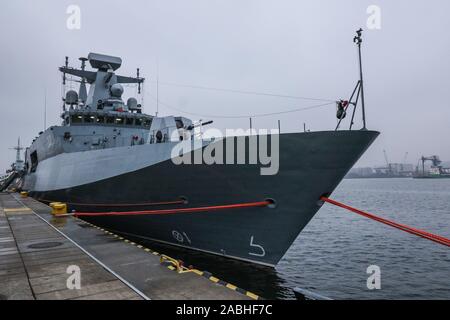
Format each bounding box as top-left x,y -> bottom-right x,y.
73,200 -> 271,217
40,199 -> 186,207
321,197 -> 450,248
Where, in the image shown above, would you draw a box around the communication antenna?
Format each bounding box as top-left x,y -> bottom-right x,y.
44,89 -> 47,131
137,68 -> 141,94
63,56 -> 68,85
156,63 -> 159,117
62,56 -> 69,111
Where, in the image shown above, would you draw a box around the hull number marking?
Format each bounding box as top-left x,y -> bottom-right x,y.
249,236 -> 265,257
172,230 -> 192,245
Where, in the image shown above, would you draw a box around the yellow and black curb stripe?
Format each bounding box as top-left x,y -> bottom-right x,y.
73,216 -> 261,300
199,271 -> 261,300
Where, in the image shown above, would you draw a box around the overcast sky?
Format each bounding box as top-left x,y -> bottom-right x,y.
1,0 -> 449,171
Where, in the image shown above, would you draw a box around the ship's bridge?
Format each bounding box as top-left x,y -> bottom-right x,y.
63,110 -> 153,129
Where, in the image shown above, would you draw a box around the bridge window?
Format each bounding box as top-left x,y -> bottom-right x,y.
97,115 -> 105,124
126,118 -> 134,125
106,116 -> 115,124
175,119 -> 184,129
135,118 -> 142,126
143,119 -> 151,127
115,117 -> 124,125
84,115 -> 95,123
71,115 -> 83,124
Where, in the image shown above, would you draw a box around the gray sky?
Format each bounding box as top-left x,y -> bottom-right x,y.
1,0 -> 449,171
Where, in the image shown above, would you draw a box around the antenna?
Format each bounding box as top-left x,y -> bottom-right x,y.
79,57 -> 88,70
44,89 -> 47,131
137,68 -> 141,94
63,56 -> 69,85
156,61 -> 160,117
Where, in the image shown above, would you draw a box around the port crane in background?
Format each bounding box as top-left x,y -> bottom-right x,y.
383,150 -> 392,174
401,152 -> 409,172
413,155 -> 450,178
374,150 -> 413,177
420,156 -> 442,175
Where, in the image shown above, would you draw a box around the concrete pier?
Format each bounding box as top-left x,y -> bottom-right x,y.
0,193 -> 256,300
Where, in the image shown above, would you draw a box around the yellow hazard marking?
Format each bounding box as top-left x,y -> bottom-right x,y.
130,242 -> 136,245
4,208 -> 32,212
209,276 -> 220,283
137,245 -> 143,249
246,292 -> 259,300
144,248 -> 151,252
152,252 -> 159,255
168,265 -> 176,270
192,270 -> 204,276
226,283 -> 237,290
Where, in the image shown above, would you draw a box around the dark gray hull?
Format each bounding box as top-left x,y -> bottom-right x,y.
27,130 -> 378,266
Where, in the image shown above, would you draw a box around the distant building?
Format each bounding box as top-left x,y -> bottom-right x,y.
389,163 -> 414,176
347,167 -> 375,178
347,163 -> 414,178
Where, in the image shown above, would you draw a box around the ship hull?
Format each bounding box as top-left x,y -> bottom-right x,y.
25,130 -> 378,266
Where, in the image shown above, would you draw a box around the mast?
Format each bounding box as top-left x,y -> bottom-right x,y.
353,28 -> 367,129
335,29 -> 369,131
44,89 -> 47,131
12,137 -> 23,163
78,57 -> 88,104
156,62 -> 159,117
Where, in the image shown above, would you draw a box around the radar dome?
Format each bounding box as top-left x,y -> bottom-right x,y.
127,97 -> 138,110
110,84 -> 124,97
65,90 -> 79,105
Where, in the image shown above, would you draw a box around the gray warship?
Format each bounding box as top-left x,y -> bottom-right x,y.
0,138 -> 25,191
19,31 -> 378,267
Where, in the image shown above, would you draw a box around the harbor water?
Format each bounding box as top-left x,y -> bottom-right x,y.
135,178 -> 450,300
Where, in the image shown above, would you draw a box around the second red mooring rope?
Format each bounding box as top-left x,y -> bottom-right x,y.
321,197 -> 450,248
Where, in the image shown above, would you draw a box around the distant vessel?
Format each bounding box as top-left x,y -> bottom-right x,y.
413,155 -> 450,179
18,30 -> 378,266
0,138 -> 25,191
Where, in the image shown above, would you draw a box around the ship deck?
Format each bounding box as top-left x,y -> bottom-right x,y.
0,192 -> 255,300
